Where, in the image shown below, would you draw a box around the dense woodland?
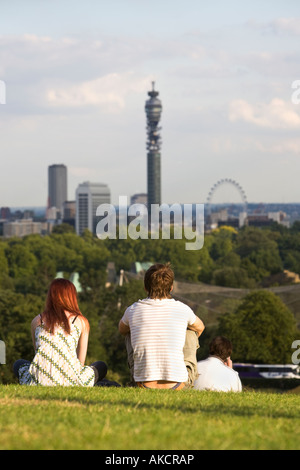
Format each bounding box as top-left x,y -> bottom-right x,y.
0,222 -> 300,384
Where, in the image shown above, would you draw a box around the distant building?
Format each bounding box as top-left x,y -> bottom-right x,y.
23,210 -> 34,219
105,262 -> 117,287
207,208 -> 242,230
130,193 -> 147,206
3,219 -> 47,237
75,181 -> 110,235
131,261 -> 153,275
69,272 -> 83,293
206,208 -> 290,231
246,211 -> 290,228
55,271 -> 83,293
268,211 -> 290,227
0,207 -> 11,219
62,200 -> 76,228
46,206 -> 59,221
48,164 -> 67,218
63,200 -> 76,220
246,214 -> 272,227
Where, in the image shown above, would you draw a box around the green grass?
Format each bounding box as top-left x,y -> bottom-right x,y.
0,385 -> 299,450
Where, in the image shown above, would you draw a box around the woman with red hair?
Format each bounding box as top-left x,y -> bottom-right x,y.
14,278 -> 107,386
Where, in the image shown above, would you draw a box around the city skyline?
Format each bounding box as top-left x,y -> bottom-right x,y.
1,1 -> 300,206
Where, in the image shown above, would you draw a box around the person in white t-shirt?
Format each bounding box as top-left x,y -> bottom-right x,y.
119,263 -> 205,390
193,336 -> 242,392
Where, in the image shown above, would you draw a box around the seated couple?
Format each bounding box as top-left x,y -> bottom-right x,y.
119,263 -> 241,392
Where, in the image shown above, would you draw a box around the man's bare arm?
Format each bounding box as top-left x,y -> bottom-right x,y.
119,319 -> 130,336
188,316 -> 205,337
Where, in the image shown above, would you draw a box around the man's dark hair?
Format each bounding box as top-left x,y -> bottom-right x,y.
209,336 -> 232,361
144,263 -> 174,299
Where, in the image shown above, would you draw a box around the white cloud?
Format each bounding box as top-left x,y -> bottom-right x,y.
23,34 -> 52,43
247,17 -> 300,36
270,18 -> 300,36
46,72 -> 153,111
255,139 -> 300,155
228,98 -> 300,129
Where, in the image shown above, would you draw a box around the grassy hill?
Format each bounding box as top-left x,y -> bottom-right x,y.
172,280 -> 300,328
0,385 -> 299,450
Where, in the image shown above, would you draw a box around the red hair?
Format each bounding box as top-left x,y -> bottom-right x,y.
42,278 -> 89,334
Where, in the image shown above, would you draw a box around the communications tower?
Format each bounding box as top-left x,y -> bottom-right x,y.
145,82 -> 162,213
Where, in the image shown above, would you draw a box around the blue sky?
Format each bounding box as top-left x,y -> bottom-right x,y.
1,0 -> 300,206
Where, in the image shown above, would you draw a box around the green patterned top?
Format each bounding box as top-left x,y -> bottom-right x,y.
19,320 -> 95,387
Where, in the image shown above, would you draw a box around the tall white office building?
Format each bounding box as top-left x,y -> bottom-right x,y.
75,181 -> 110,235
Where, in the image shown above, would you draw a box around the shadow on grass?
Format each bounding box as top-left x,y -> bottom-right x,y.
3,386 -> 298,420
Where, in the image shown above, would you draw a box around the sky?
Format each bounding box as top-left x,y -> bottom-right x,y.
1,0 -> 300,207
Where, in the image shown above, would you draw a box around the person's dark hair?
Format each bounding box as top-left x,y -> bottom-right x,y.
144,263 -> 174,299
209,336 -> 232,361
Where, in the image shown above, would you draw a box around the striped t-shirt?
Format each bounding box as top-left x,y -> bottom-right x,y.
121,298 -> 197,382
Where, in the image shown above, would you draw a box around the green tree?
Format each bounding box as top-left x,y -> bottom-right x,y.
23,235 -> 57,295
277,231 -> 300,275
235,227 -> 283,281
212,266 -> 256,288
198,244 -> 215,283
218,290 -> 299,364
0,241 -> 14,290
51,223 -> 75,234
0,290 -> 44,384
5,239 -> 38,293
210,227 -> 235,261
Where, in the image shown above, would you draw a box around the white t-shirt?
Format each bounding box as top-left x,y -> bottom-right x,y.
121,298 -> 197,382
193,356 -> 242,392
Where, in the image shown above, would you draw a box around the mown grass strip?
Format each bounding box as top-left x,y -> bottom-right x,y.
0,385 -> 299,450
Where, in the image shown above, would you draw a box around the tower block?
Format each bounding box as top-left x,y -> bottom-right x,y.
145,82 -> 162,214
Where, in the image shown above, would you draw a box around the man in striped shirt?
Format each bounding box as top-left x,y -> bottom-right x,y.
119,263 -> 205,390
